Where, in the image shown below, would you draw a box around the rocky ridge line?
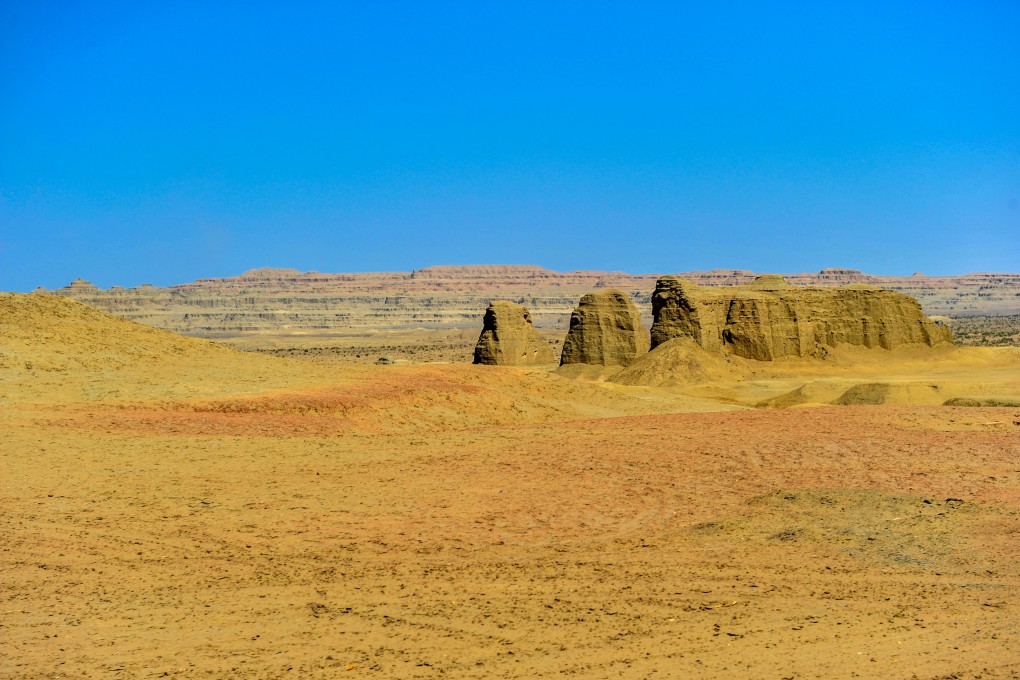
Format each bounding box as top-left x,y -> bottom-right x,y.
39,265 -> 1020,337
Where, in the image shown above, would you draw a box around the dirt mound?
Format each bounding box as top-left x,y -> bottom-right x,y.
0,292 -> 229,365
833,382 -> 947,405
554,363 -> 626,381
757,381 -> 855,408
611,338 -> 747,386
0,293 -> 296,404
944,396 -> 1020,407
559,289 -> 649,367
760,380 -> 950,407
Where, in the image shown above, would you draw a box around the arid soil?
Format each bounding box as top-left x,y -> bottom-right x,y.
3,294 -> 1020,679
220,328 -> 486,365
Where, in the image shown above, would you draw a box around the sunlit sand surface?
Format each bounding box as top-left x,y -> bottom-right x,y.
3,294 -> 1019,678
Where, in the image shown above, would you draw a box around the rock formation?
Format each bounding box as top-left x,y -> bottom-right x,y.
649,275 -> 953,361
559,290 -> 649,367
39,266 -> 1020,340
473,301 -> 556,366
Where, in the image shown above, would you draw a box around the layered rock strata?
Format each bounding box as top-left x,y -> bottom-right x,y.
473,301 -> 556,366
39,266 -> 1020,339
650,275 -> 953,361
559,290 -> 649,367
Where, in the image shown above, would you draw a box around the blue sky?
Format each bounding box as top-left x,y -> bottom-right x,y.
1,1 -> 1018,291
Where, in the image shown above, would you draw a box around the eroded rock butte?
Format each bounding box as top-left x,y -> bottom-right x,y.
650,275 -> 953,360
559,290 -> 649,367
473,301 -> 556,366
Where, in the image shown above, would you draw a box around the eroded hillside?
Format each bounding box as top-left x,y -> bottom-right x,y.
41,266 -> 1020,339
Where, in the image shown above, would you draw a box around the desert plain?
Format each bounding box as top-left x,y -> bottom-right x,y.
2,290 -> 1020,679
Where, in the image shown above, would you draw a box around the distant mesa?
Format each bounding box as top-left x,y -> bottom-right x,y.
817,267 -> 867,277
472,301 -> 556,366
42,265 -> 1020,339
559,290 -> 649,367
412,265 -> 552,280
237,268 -> 305,280
66,278 -> 99,291
650,274 -> 953,361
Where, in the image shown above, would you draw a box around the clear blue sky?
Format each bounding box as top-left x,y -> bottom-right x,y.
1,1 -> 1018,291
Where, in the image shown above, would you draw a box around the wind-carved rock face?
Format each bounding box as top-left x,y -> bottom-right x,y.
560,290 -> 649,366
473,301 -> 556,366
650,275 -> 953,361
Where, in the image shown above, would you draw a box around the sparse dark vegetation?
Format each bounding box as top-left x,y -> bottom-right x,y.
251,341 -> 477,363
949,315 -> 1020,347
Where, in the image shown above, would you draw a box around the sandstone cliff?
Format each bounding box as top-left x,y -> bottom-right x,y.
38,266 -> 1020,340
650,275 -> 953,361
559,290 -> 649,367
473,301 -> 556,366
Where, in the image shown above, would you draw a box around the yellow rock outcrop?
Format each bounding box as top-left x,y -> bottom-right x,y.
559,290 -> 649,367
650,275 -> 953,361
472,301 -> 556,366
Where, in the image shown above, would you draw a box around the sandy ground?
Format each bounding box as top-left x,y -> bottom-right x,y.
3,294 -> 1020,678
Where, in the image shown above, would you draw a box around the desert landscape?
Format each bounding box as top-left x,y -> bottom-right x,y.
3,273 -> 1020,679
6,2 -> 1018,677
40,265 -> 1020,366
